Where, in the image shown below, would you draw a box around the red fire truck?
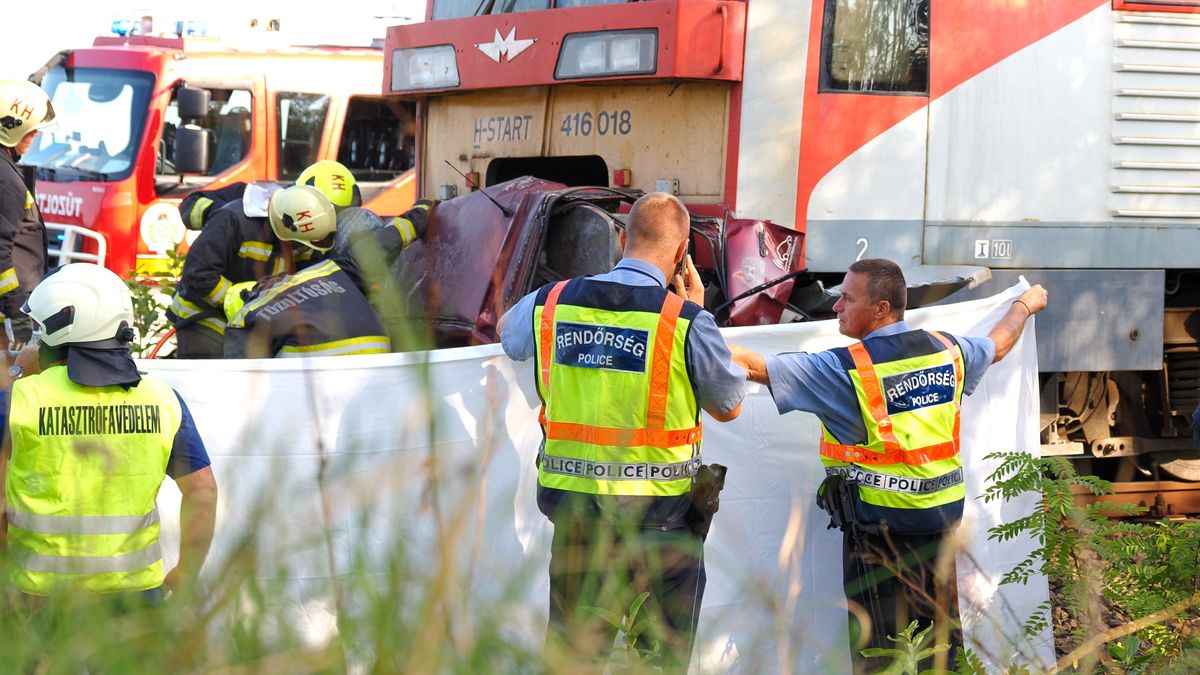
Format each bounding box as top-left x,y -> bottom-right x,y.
384,0 -> 1200,481
24,34 -> 417,278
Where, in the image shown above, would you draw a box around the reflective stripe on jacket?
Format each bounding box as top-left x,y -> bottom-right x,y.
0,147 -> 48,320
224,260 -> 390,358
532,277 -> 702,526
820,329 -> 967,534
6,366 -> 182,595
168,199 -> 322,333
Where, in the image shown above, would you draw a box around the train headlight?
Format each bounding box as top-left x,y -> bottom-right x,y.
555,29 -> 658,80
391,45 -> 460,92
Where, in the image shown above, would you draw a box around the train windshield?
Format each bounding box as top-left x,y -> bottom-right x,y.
432,0 -> 631,19
433,0 -> 546,18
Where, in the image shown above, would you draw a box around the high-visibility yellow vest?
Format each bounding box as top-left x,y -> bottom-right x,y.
6,365 -> 182,595
532,279 -> 703,507
819,329 -> 966,534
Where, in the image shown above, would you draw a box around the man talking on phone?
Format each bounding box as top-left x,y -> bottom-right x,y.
499,192 -> 745,672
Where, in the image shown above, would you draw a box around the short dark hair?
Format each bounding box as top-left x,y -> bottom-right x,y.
848,258 -> 906,319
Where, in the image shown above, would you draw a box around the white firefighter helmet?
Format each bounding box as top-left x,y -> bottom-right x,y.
23,264 -> 136,347
268,184 -> 338,251
0,80 -> 56,148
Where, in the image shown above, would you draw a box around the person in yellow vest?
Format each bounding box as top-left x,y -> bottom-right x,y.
1,263 -> 217,604
730,258 -> 1047,672
499,192 -> 745,672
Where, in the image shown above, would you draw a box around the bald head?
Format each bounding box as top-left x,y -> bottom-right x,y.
625,192 -> 690,255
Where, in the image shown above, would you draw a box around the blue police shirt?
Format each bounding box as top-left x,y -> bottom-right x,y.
764,321 -> 996,445
499,258 -> 746,415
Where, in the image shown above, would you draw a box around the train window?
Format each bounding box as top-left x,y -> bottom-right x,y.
820,0 -> 930,95
277,92 -> 330,181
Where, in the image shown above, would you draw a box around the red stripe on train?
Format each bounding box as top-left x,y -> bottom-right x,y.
794,0 -> 1107,257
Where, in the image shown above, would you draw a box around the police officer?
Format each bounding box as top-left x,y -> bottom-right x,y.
499,192 -> 745,672
731,258 -> 1047,672
223,187 -> 432,358
168,160 -> 362,358
0,80 -> 53,351
2,263 -> 217,601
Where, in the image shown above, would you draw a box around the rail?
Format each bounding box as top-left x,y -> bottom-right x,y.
1072,481 -> 1200,519
45,223 -> 107,267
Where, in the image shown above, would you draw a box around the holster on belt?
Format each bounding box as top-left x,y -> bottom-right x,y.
817,474 -> 858,532
689,463 -> 727,539
817,474 -> 888,537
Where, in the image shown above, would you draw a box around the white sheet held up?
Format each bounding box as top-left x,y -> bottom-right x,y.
146,281 -> 1051,672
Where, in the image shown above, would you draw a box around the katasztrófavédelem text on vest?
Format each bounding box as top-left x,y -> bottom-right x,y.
38,404 -> 162,436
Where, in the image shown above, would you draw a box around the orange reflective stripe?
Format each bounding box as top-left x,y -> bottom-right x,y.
647,293 -> 684,431
539,281 -> 569,392
819,437 -> 960,466
928,331 -> 963,439
538,285 -> 699,451
545,420 -> 702,448
847,342 -> 902,452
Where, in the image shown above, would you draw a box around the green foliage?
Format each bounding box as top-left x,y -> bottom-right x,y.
981,451 -> 1200,672
860,619 -> 949,675
0,495 -> 546,674
584,590 -> 663,671
124,247 -> 185,358
953,647 -> 987,675
1107,635 -> 1153,675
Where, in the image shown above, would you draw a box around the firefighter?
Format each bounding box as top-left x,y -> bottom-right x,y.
179,181 -> 253,230
730,259 -> 1047,672
498,192 -> 745,672
168,160 -> 361,358
179,160 -> 363,231
223,187 -> 431,358
3,263 -> 217,603
0,80 -> 54,351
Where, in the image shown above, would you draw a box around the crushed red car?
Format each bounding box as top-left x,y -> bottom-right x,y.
390,177 -> 807,347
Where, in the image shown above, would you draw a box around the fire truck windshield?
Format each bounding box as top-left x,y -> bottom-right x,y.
23,68 -> 155,183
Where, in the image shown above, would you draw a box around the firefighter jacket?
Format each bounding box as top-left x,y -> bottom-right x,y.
6,365 -> 182,595
531,277 -> 704,528
819,329 -> 967,534
179,182 -> 247,230
0,147 -> 47,324
167,199 -> 320,335
223,259 -> 389,358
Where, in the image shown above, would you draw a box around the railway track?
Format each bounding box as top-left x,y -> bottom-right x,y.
1071,481 -> 1200,520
